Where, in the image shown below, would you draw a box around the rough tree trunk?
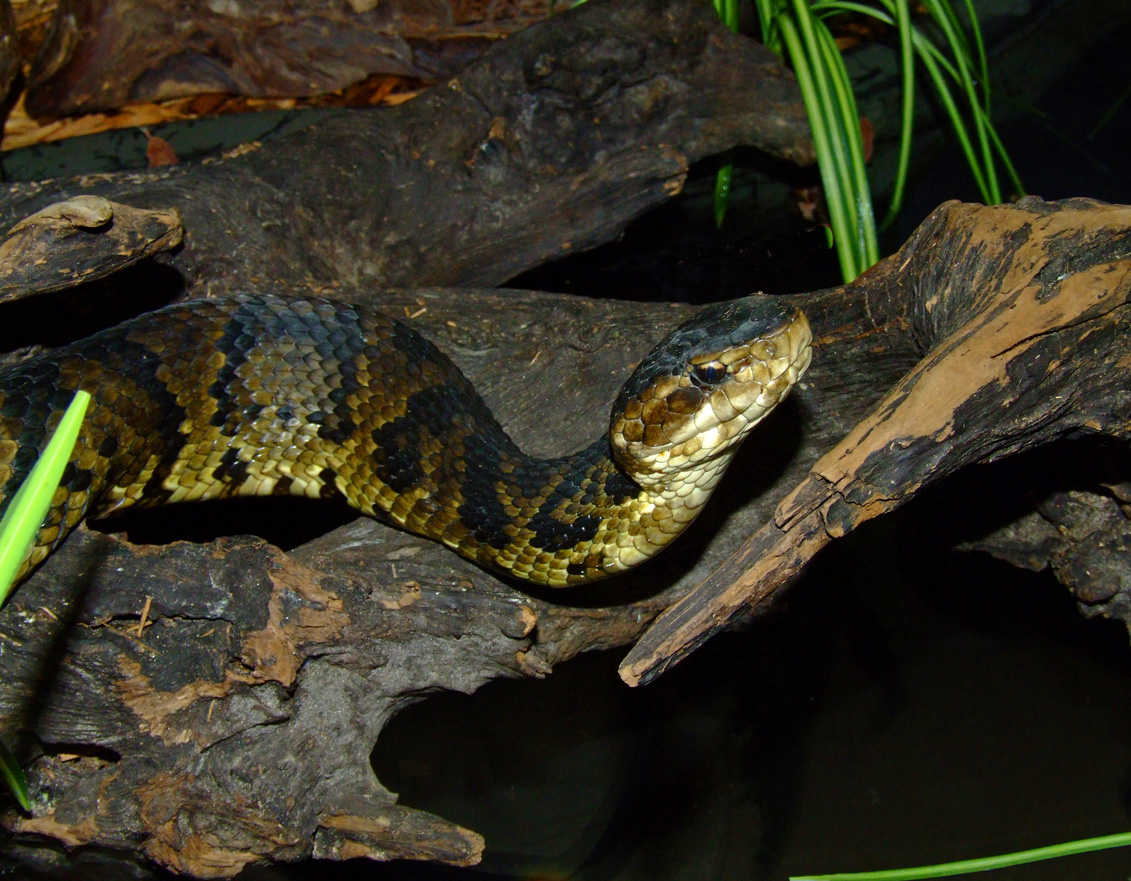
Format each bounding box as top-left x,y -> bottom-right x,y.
0,0 -> 813,300
0,0 -> 1129,876
25,0 -> 555,117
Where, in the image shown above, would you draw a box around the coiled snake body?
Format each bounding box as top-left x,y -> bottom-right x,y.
0,294 -> 811,587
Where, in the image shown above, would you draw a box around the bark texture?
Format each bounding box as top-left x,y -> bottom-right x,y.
25,0 -> 553,116
2,0 -> 813,296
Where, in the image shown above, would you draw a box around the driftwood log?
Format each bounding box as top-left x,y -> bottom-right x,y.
0,0 -> 1129,876
25,0 -> 554,117
3,195 -> 1130,876
0,0 -> 813,299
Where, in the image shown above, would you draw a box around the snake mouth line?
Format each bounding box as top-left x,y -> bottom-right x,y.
674,310 -> 812,450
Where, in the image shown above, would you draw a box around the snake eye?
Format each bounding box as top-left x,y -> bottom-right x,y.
693,362 -> 726,385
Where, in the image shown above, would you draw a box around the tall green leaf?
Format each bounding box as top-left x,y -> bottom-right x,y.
0,389 -> 91,811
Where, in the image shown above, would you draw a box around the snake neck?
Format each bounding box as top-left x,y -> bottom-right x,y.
463,432 -> 736,584
348,412 -> 722,586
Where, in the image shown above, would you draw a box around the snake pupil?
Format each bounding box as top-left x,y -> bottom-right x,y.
693,362 -> 726,385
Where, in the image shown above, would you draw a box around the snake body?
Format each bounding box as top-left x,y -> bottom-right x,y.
0,294 -> 810,587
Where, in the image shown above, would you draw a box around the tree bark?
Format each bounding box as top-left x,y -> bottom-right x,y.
25,0 -> 555,117
0,0 -> 813,299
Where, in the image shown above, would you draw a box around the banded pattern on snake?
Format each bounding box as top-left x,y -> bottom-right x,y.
0,294 -> 811,587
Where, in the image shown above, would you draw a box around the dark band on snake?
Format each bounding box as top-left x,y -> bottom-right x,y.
0,294 -> 812,587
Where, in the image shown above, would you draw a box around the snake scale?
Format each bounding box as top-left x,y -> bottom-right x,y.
0,294 -> 811,587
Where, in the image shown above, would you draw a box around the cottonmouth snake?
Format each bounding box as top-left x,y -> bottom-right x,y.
0,294 -> 811,587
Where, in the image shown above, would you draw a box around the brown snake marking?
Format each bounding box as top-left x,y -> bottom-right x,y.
0,294 -> 811,587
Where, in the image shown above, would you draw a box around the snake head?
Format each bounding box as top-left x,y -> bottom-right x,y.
609,295 -> 812,488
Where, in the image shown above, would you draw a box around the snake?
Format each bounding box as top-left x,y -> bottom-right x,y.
0,293 -> 811,587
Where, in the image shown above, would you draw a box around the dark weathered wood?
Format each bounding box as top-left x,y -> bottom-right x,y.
3,186 -> 1131,874
620,198 -> 1131,685
1,0 -> 813,297
26,0 -> 554,116
0,0 -> 16,109
0,196 -> 183,303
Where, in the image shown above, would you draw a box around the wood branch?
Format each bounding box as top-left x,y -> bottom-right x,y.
0,0 -> 812,296
620,197 -> 1131,686
25,0 -> 554,117
0,196 -> 182,303
2,184 -> 1130,876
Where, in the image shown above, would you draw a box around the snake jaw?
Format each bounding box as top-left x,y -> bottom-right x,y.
611,305 -> 812,489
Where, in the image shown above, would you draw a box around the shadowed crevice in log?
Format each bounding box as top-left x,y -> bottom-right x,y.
621,197 -> 1131,686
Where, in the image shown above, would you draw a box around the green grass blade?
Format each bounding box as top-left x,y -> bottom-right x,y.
881,0 -> 915,227
0,737 -> 28,811
714,162 -> 733,227
961,0 -> 990,107
978,101 -> 1025,197
791,831 -> 1131,880
813,0 -> 1020,212
788,3 -> 863,277
789,0 -> 881,276
777,14 -> 859,280
792,0 -> 855,220
714,0 -> 740,32
909,29 -> 990,201
812,19 -> 878,265
0,388 -> 89,812
918,0 -> 999,201
753,0 -> 785,53
0,390 -> 91,603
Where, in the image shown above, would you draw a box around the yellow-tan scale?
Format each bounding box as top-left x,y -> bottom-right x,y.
0,294 -> 811,587
607,313 -> 813,574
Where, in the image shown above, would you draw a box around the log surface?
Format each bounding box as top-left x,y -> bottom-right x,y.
0,0 -> 813,297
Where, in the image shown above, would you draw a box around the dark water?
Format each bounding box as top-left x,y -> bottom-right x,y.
240,495 -> 1131,881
